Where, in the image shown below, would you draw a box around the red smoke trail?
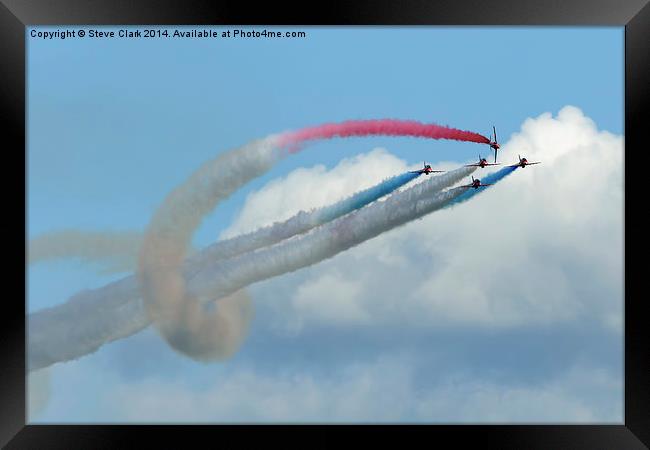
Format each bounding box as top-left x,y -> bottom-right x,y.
277,119 -> 490,152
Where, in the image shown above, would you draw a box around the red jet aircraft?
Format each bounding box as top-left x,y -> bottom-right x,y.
462,176 -> 493,189
508,155 -> 541,168
410,161 -> 445,175
488,126 -> 500,163
465,154 -> 500,169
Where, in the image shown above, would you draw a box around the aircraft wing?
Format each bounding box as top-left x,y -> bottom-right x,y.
527,162 -> 541,165
464,164 -> 481,167
431,170 -> 446,173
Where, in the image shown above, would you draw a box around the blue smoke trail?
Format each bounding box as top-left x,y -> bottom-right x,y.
446,165 -> 518,207
188,171 -> 421,269
312,171 -> 421,223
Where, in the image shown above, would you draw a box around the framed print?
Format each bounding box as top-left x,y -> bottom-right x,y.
2,0 -> 648,447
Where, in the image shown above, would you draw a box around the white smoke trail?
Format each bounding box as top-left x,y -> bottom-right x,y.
28,165 -> 475,370
27,368 -> 51,420
28,230 -> 145,274
27,229 -> 203,274
185,171 -> 421,277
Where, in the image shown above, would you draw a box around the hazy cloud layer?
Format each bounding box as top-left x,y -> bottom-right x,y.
39,353 -> 620,423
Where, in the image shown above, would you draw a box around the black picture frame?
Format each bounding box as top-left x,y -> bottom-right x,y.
3,1 -> 648,447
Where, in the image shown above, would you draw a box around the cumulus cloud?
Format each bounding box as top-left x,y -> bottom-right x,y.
290,270 -> 369,330
232,106 -> 623,333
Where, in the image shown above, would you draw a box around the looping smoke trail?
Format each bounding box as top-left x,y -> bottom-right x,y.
26,232 -> 255,364
160,289 -> 255,361
187,171 -> 421,274
277,119 -> 490,151
138,136 -> 281,361
31,119 -> 493,368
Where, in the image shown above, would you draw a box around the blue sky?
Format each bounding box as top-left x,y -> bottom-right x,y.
27,27 -> 623,422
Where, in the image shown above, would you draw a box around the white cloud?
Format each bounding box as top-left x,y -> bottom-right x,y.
231,106 -> 623,333
290,271 -> 369,331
